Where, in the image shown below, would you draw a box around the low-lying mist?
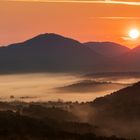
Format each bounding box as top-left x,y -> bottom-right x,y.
0,72 -> 140,102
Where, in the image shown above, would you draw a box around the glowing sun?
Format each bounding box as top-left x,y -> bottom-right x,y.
129,29 -> 140,39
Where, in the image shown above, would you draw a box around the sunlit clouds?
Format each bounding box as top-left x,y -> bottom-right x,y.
2,0 -> 140,6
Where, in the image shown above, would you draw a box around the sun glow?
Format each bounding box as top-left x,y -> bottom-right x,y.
129,29 -> 140,40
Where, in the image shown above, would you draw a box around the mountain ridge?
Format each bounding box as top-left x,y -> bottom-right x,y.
0,33 -> 140,73
84,41 -> 130,58
0,33 -> 103,73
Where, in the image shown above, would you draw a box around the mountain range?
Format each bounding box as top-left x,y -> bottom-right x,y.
1,33 -> 140,73
84,42 -> 130,58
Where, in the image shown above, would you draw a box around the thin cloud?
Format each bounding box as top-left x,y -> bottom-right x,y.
2,0 -> 140,6
90,17 -> 140,20
121,36 -> 132,41
121,36 -> 140,41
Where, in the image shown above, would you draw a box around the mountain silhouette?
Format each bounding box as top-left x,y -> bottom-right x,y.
93,81 -> 140,113
1,33 -> 140,73
84,42 -> 130,58
111,45 -> 140,72
132,45 -> 140,52
0,33 -> 102,73
84,42 -> 140,72
90,82 -> 140,138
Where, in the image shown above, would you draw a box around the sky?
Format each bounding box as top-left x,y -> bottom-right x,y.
1,0 -> 140,48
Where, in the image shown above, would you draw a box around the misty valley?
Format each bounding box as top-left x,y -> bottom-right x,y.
0,33 -> 140,139
2,0 -> 140,138
0,72 -> 139,140
0,72 -> 138,102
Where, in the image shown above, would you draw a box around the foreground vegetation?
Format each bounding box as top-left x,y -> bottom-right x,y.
0,101 -> 134,140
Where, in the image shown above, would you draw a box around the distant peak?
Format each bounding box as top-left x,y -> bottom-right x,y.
84,41 -> 128,48
37,33 -> 65,37
27,33 -> 66,40
23,33 -> 81,45
132,45 -> 140,51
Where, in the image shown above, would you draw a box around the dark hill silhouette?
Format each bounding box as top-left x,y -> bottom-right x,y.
132,45 -> 140,53
22,104 -> 78,121
93,81 -> 140,114
111,45 -> 140,72
1,33 -> 140,73
56,80 -> 128,93
0,33 -> 102,73
89,82 -> 140,139
84,42 -> 140,72
0,110 -> 128,140
84,42 -> 130,57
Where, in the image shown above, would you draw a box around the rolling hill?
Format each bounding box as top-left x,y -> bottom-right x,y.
89,82 -> 140,139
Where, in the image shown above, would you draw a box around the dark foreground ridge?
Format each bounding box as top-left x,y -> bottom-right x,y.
0,103 -> 130,140
87,81 -> 140,139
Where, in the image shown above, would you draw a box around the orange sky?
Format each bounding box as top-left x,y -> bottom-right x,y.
1,0 -> 140,48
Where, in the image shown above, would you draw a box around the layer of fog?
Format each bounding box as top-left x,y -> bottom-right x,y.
0,73 -> 140,102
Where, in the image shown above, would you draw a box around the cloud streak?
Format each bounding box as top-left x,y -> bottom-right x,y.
2,0 -> 140,6
90,17 -> 140,20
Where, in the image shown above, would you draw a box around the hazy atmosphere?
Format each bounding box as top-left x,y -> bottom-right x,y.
0,73 -> 83,102
0,73 -> 139,102
0,0 -> 140,140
